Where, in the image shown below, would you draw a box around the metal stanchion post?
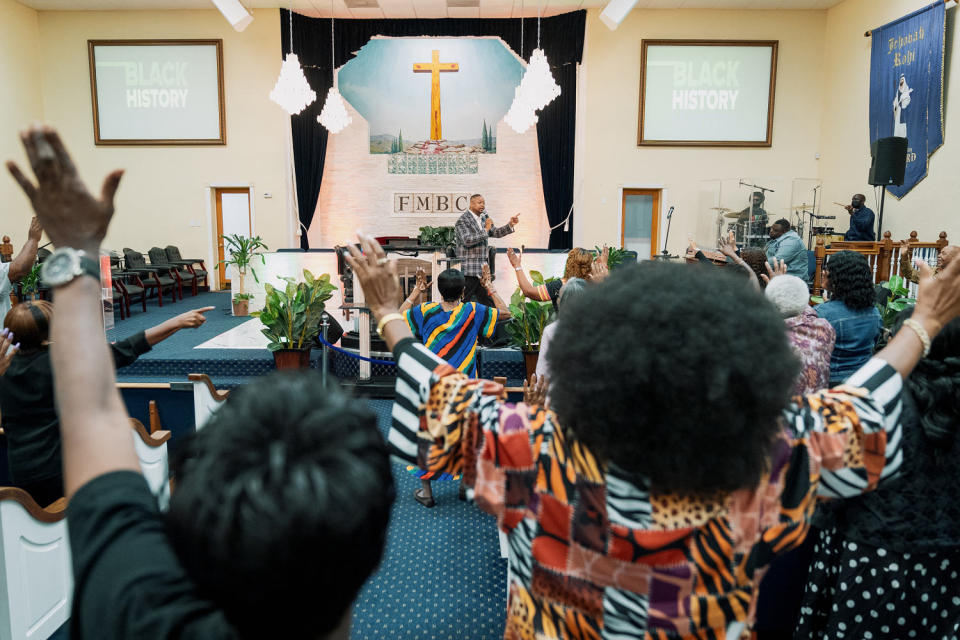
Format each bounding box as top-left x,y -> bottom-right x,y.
321,316 -> 329,387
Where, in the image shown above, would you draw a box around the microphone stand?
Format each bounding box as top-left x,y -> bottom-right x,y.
655,207 -> 677,261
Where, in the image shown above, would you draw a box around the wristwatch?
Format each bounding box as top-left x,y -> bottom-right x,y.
41,248 -> 100,288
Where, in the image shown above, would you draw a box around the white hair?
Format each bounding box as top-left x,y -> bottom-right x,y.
764,275 -> 810,318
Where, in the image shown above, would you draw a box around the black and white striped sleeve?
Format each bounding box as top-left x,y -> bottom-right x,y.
387,338 -> 446,465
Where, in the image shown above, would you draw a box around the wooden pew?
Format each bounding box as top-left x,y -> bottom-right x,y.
0,419 -> 170,640
812,230 -> 948,297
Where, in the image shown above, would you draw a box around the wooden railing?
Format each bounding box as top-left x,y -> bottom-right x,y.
812,230 -> 948,296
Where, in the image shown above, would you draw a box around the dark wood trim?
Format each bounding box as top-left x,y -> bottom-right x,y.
0,487 -> 67,523
88,39 -> 226,146
638,40 -> 778,148
188,373 -> 231,402
131,418 -> 172,447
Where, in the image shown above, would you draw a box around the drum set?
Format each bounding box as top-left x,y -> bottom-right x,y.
711,207 -> 769,249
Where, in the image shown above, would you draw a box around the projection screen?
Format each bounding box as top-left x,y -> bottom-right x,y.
638,40 -> 778,147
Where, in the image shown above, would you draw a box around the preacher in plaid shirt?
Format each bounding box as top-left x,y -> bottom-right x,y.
454,194 -> 519,305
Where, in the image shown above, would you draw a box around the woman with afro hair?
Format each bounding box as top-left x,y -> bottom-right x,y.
816,250 -> 882,385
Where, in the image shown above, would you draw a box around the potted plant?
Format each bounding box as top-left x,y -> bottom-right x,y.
20,263 -> 42,301
251,269 -> 337,370
504,270 -> 556,379
875,274 -> 916,349
418,226 -> 456,252
217,234 -> 268,316
594,245 -> 629,270
232,292 -> 253,317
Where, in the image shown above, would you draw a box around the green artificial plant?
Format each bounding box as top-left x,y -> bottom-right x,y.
418,226 -> 456,250
875,274 -> 917,349
504,270 -> 557,351
251,269 -> 337,352
594,245 -> 629,270
217,234 -> 268,297
20,263 -> 42,297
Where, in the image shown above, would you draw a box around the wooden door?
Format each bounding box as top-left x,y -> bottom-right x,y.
621,189 -> 661,259
214,188 -> 252,289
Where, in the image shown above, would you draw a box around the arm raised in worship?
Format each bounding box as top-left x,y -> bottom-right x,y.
399,267 -> 427,313
506,247 -> 551,301
7,217 -> 42,282
898,239 -> 919,284
488,213 -> 519,239
480,264 -> 511,320
6,126 -> 138,497
718,232 -> 761,291
455,214 -> 488,248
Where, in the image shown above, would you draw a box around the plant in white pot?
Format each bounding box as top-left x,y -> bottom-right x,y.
217,234 -> 268,316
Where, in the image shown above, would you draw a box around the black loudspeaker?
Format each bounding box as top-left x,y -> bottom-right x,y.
868,136 -> 907,186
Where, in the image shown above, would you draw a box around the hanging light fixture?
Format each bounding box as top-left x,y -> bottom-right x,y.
317,13 -> 352,133
270,7 -> 316,115
505,0 -> 560,134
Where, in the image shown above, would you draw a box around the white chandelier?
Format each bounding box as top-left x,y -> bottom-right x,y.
317,14 -> 351,134
505,4 -> 561,134
318,86 -> 352,133
270,8 -> 316,115
270,53 -> 316,115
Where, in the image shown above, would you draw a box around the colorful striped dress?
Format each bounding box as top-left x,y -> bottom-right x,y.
403,301 -> 498,378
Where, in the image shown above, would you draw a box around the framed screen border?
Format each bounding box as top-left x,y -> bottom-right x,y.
88,39 -> 226,146
638,39 -> 778,148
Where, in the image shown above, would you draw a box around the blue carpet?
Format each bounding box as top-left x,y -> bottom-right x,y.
351,400 -> 507,640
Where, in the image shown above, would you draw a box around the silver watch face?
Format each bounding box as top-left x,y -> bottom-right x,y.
41,250 -> 81,287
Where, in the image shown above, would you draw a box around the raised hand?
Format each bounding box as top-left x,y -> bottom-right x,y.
509,213 -> 521,227
415,266 -> 428,292
27,216 -> 42,242
718,231 -> 738,257
688,233 -> 699,253
899,239 -> 912,255
344,234 -> 402,323
480,263 -> 492,289
522,372 -> 548,407
0,328 -> 19,377
760,258 -> 788,284
507,247 -> 522,268
914,257 -> 960,329
176,306 -> 215,329
588,252 -> 610,283
7,127 -> 123,253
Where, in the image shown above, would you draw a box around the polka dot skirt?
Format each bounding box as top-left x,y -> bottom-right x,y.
794,526 -> 960,640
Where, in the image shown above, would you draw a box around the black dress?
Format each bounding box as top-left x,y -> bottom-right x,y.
794,392 -> 960,639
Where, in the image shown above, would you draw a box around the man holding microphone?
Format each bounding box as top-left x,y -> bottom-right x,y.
454,194 -> 519,305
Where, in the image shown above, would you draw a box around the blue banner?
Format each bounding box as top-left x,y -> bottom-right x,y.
869,1 -> 945,198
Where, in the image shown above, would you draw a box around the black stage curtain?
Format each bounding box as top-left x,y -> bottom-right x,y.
280,9 -> 585,249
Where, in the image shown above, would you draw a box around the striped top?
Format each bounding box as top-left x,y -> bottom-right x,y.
404,301 -> 498,378
388,338 -> 904,640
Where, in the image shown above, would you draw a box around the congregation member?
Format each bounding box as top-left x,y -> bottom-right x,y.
6,126 -> 394,639
398,264 -> 510,508
534,277 -> 586,384
352,228 -> 960,639
0,216 -> 42,320
843,193 -> 876,241
765,218 -> 808,279
795,311 -> 960,639
899,238 -> 959,283
453,193 -> 518,306
0,300 -> 214,507
508,245 -> 608,308
815,250 -> 882,385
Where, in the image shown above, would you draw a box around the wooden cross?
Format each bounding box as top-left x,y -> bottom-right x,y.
413,50 -> 459,141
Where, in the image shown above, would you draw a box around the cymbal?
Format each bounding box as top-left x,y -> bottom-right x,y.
784,205 -> 814,210
724,211 -> 746,218
709,207 -> 733,211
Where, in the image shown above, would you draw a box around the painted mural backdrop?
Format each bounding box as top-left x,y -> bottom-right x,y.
338,37 -> 524,174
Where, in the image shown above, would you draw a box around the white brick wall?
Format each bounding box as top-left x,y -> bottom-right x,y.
307,101 -> 550,249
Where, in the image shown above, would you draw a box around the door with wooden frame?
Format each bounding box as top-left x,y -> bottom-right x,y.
214,188 -> 252,290
621,189 -> 661,259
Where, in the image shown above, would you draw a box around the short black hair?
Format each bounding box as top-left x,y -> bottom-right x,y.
470,194 -> 482,201
774,218 -> 791,231
825,250 -> 875,310
437,268 -> 466,302
547,262 -> 799,495
166,372 -> 394,639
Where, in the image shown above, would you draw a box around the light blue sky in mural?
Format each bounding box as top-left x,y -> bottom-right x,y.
338,37 -> 523,146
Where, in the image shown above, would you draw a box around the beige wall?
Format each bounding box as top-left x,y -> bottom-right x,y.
0,0 -> 43,250
32,8 -> 290,276
818,0 -> 958,244
575,9 -> 828,256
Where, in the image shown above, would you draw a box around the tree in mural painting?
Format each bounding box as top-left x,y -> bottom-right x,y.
398,129 -> 404,153
481,120 -> 489,152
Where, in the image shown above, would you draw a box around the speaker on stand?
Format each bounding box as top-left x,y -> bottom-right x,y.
867,136 -> 907,238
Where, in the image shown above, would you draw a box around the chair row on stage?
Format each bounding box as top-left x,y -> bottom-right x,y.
110,246 -> 209,319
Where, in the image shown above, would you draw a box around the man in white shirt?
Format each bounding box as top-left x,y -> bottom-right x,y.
0,217 -> 43,323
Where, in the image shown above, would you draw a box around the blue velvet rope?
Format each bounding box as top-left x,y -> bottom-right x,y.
316,335 -> 396,366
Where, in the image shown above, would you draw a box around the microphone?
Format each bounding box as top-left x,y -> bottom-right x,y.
667,206 -> 675,219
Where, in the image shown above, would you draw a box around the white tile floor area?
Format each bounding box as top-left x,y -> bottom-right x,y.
194,319 -> 271,350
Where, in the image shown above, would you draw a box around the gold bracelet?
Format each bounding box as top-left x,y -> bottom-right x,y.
376,312 -> 406,338
902,318 -> 931,358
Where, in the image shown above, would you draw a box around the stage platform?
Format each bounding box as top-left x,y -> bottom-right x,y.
109,290 -> 527,392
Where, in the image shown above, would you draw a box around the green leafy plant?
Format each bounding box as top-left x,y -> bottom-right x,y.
216,234 -> 268,296
504,269 -> 557,352
418,226 -> 456,249
594,245 -> 629,270
232,292 -> 254,302
877,274 -> 916,328
251,269 -> 337,352
20,263 -> 42,296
